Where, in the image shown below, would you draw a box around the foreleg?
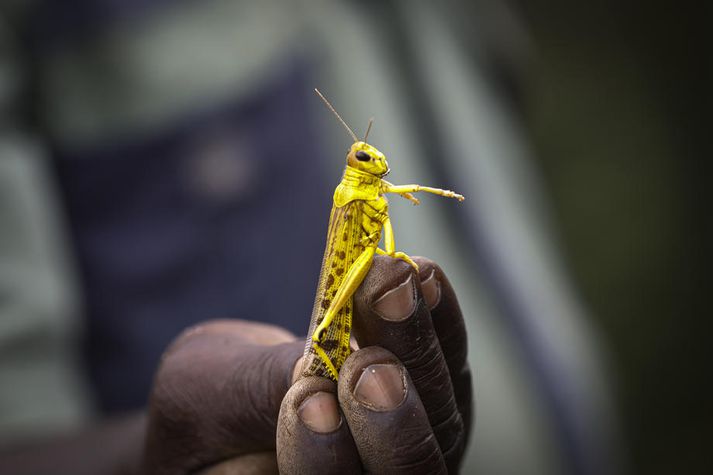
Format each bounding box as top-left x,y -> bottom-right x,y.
380,179 -> 420,204
385,184 -> 464,201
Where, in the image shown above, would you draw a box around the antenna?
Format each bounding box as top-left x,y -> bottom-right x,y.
314,89 -> 358,142
363,117 -> 374,143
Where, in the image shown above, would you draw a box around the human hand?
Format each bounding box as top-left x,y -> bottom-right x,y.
142,320 -> 303,474
142,256 -> 472,474
277,256 -> 472,474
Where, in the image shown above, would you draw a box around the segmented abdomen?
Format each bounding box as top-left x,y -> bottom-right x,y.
302,201 -> 367,379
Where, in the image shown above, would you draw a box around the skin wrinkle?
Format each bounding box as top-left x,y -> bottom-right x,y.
407,352 -> 462,453
148,370 -> 212,473
380,305 -> 453,403
429,402 -> 464,453
396,317 -> 441,372
231,353 -> 270,446
232,343 -> 297,446
440,432 -> 466,461
404,337 -> 462,458
390,433 -> 441,470
155,362 -> 213,435
442,343 -> 468,379
435,332 -> 467,374
207,375 -> 250,457
413,259 -> 468,370
264,349 -> 288,424
352,257 -> 467,472
413,257 -> 471,425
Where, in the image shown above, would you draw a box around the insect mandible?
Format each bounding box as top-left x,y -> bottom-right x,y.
300,89 -> 464,381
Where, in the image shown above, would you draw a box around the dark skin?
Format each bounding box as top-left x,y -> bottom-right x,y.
0,256 -> 472,474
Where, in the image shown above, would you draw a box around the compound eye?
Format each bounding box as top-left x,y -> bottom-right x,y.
355,150 -> 371,161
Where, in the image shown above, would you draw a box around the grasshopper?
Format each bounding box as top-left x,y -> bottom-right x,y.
301,89 -> 464,381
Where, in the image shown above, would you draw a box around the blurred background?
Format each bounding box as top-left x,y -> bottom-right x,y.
523,2 -> 710,473
0,0 -> 709,474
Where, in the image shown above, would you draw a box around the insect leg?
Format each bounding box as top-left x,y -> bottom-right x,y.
385,184 -> 464,202
384,218 -> 396,254
381,183 -> 419,204
382,217 -> 419,270
312,246 -> 376,343
400,192 -> 421,205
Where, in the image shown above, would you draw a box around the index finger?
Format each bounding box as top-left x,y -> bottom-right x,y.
412,256 -> 473,441
352,256 -> 467,472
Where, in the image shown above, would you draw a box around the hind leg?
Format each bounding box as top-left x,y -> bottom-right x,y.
312,246 -> 376,343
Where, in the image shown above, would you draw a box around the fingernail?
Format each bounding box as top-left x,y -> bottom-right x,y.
353,364 -> 406,411
298,391 -> 341,433
372,275 -> 416,321
421,270 -> 441,310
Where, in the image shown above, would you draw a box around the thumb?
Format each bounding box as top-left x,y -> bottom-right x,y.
143,321 -> 304,475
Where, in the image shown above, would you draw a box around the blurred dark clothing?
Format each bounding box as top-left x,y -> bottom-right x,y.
53,68 -> 331,411
2,0 -> 331,413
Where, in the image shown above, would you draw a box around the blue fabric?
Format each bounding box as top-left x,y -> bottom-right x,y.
53,67 -> 333,412
28,0 -> 174,49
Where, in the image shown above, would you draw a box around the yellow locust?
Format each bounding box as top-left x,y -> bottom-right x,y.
300,89 -> 464,381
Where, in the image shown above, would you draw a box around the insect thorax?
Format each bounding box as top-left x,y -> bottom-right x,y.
359,197 -> 388,244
